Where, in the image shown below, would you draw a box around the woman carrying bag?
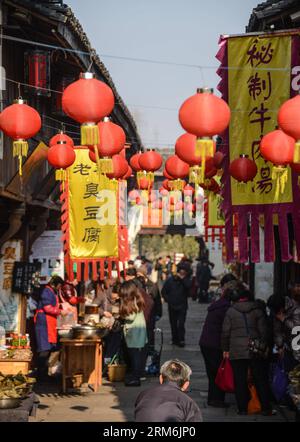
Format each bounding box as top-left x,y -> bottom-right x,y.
221,282 -> 273,416
119,281 -> 148,387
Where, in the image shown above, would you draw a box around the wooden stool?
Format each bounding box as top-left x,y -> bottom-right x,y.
60,338 -> 102,393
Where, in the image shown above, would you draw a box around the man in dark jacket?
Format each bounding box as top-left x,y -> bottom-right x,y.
196,259 -> 213,303
162,263 -> 192,347
135,359 -> 202,422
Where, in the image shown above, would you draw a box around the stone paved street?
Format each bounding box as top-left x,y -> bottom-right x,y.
31,300 -> 294,422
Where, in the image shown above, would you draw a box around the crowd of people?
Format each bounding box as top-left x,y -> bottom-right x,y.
26,254 -> 300,421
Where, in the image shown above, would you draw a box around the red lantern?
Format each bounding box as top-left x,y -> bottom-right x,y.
94,117 -> 126,173
162,180 -> 171,191
62,72 -> 115,145
260,129 -> 295,166
47,142 -> 76,181
179,88 -> 230,175
25,50 -> 51,97
50,131 -> 74,148
130,152 -> 143,172
205,157 -> 218,179
163,169 -> 174,180
139,149 -> 163,171
0,98 -> 41,175
138,177 -> 151,190
278,95 -> 300,163
213,151 -> 225,169
165,155 -> 189,179
122,165 -> 133,180
229,155 -> 257,182
260,129 -> 295,199
106,155 -> 128,179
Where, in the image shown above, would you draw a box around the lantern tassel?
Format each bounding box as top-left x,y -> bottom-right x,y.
13,140 -> 28,158
99,158 -> 113,174
294,141 -> 300,164
55,169 -> 67,181
272,166 -> 288,202
81,124 -> 99,146
237,182 -> 247,193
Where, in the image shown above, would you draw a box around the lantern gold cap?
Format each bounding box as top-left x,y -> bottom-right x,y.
103,117 -> 110,122
13,98 -> 26,105
80,72 -> 95,80
197,87 -> 213,94
239,154 -> 249,158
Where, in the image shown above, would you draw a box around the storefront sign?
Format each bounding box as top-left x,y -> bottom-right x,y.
12,262 -> 41,294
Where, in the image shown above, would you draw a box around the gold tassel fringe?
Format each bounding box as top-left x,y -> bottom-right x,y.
237,182 -> 246,193
55,169 -> 67,181
189,166 -> 205,185
99,158 -> 113,173
81,124 -> 100,146
294,141 -> 300,164
13,140 -> 28,158
195,138 -> 214,158
168,179 -> 184,191
272,166 -> 288,202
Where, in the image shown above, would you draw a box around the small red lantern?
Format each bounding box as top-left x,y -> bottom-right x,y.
138,176 -> 151,190
137,149 -> 162,188
130,152 -> 143,172
179,88 -> 230,175
50,131 -> 74,148
205,157 -> 218,179
162,179 -> 171,191
175,132 -> 217,185
278,95 -> 300,163
0,98 -> 41,175
165,155 -> 189,191
213,151 -> 225,169
47,142 -> 76,181
25,50 -> 51,97
106,155 -> 128,180
62,72 -> 115,146
229,154 -> 257,193
260,129 -> 295,198
95,117 -> 126,173
122,165 -> 133,180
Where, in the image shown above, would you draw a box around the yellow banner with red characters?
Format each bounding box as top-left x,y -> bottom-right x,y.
228,35 -> 292,205
68,148 -> 118,259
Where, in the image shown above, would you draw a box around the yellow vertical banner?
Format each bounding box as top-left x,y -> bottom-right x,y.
228,35 -> 292,206
68,148 -> 118,259
208,177 -> 225,226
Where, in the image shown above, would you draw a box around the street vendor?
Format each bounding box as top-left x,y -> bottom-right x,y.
34,275 -> 65,382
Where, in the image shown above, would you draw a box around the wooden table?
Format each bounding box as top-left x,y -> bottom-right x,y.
60,338 -> 102,393
0,359 -> 31,375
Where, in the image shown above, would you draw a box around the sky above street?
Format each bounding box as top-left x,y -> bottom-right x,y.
67,0 -> 261,149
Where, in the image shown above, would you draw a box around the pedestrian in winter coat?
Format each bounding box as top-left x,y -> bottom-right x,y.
199,276 -> 237,407
162,263 -> 192,347
135,359 -> 203,422
119,281 -> 148,387
221,282 -> 272,416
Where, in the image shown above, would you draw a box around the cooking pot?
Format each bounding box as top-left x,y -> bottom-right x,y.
84,305 -> 99,315
71,324 -> 109,340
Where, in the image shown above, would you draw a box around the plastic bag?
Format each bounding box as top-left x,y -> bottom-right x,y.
248,383 -> 261,414
271,358 -> 289,402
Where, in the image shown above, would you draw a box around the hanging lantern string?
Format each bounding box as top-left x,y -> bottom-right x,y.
17,82 -> 22,99
0,33 -> 294,72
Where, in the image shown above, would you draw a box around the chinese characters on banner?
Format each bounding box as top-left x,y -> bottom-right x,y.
217,33 -> 300,263
0,240 -> 22,332
228,36 -> 292,206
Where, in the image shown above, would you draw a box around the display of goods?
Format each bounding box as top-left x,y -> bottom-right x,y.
0,348 -> 32,361
0,372 -> 36,399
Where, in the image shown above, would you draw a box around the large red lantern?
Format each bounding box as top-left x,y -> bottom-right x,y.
0,98 -> 41,175
229,154 -> 257,193
106,154 -> 128,180
47,142 -> 76,181
278,95 -> 300,163
179,88 -> 230,177
95,117 -> 126,173
260,129 -> 295,199
62,72 -> 115,146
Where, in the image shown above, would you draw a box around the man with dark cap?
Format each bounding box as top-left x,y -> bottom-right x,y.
162,263 -> 192,347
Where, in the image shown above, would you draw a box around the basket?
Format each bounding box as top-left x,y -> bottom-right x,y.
107,364 -> 127,382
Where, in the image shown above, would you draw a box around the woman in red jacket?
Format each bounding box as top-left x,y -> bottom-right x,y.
35,276 -> 65,381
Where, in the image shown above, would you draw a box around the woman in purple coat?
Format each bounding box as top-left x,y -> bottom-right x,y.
199,274 -> 237,407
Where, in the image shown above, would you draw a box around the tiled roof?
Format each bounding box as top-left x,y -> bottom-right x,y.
247,0 -> 300,32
